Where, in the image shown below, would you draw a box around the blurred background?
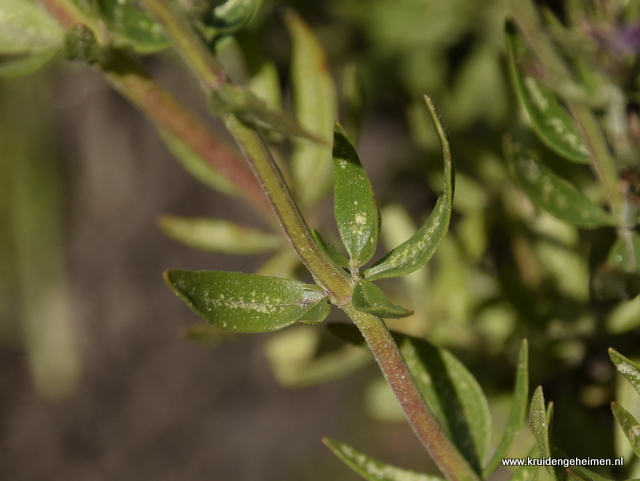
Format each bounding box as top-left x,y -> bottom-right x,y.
1,0 -> 640,480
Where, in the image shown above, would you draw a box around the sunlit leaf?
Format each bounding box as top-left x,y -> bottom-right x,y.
264,328 -> 370,388
364,96 -> 453,280
505,22 -> 590,164
285,10 -> 337,206
483,339 -> 529,477
611,402 -> 640,459
0,47 -> 58,77
96,0 -> 170,54
506,142 -> 614,228
164,270 -> 326,333
158,216 -> 281,254
352,279 -> 413,319
328,324 -> 490,473
333,122 -> 380,267
209,83 -> 322,142
323,438 -> 444,481
311,229 -> 350,268
0,0 -> 64,54
609,349 -> 640,396
247,61 -> 282,112
606,297 -> 640,334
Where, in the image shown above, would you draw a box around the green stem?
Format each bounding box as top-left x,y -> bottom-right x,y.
94,0 -> 481,478
342,304 -> 481,481
223,115 -> 353,301
40,0 -> 272,219
138,0 -> 226,90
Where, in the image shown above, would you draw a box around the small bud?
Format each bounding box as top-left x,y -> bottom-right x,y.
64,24 -> 103,64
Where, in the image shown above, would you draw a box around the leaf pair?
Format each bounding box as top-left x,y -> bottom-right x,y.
609,349 -> 640,460
325,96 -> 453,279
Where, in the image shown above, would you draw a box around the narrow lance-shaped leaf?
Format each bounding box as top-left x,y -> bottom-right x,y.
529,387 -> 567,481
0,0 -> 64,54
208,84 -> 323,143
506,142 -> 614,228
505,22 -> 590,164
364,96 -> 453,281
323,438 -> 445,481
483,339 -> 529,477
96,0 -> 170,54
165,270 -> 326,333
327,324 -> 491,474
285,10 -> 337,206
609,348 -> 640,396
352,279 -> 413,319
333,122 -> 380,267
158,216 -> 282,254
611,402 -> 640,459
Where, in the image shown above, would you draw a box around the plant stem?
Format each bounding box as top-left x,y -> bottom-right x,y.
109,1 -> 482,478
137,0 -> 226,90
342,304 -> 481,481
40,0 -> 272,218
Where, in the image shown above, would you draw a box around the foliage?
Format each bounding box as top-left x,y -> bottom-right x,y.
2,0 -> 640,480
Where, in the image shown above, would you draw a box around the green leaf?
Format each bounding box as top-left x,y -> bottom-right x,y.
333,122 -> 380,267
311,229 -> 350,268
328,324 -> 490,473
95,0 -> 170,54
209,83 -> 323,142
506,142 -> 614,228
179,323 -> 241,345
529,387 -> 567,481
609,348 -> 640,396
0,0 -> 64,54
164,270 -> 326,333
158,216 -> 281,254
352,279 -> 413,319
323,438 -> 444,481
505,22 -> 590,164
611,402 -> 640,459
297,300 -> 330,325
247,61 -> 282,112
208,0 -> 258,35
64,24 -> 103,64
0,47 -> 59,78
285,10 -> 337,206
364,96 -> 453,281
483,339 -> 529,477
